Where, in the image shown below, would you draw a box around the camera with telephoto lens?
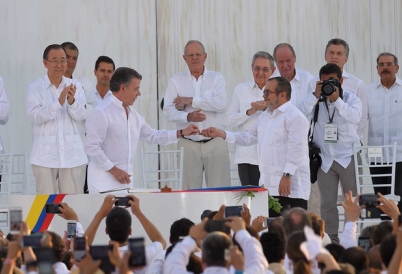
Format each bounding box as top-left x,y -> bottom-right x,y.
320,77 -> 340,97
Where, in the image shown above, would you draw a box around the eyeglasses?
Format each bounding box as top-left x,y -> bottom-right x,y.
46,59 -> 67,65
378,62 -> 396,67
253,67 -> 271,73
263,90 -> 277,96
185,53 -> 205,58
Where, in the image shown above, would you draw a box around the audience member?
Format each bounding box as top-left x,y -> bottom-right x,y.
325,243 -> 345,262
260,232 -> 286,274
339,247 -> 369,274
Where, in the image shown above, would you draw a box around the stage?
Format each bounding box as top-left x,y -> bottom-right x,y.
8,187 -> 268,245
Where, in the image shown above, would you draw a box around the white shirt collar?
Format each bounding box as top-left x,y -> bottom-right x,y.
44,74 -> 66,89
374,76 -> 402,88
186,66 -> 208,79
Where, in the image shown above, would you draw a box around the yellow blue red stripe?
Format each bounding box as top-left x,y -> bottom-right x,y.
26,194 -> 66,233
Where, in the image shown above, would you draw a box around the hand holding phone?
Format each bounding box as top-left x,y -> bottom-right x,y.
90,245 -> 115,274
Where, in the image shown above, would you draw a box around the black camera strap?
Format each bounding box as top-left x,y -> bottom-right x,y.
323,99 -> 336,124
308,101 -> 320,142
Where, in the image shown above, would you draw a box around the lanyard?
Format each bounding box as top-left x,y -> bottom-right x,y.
324,99 -> 336,124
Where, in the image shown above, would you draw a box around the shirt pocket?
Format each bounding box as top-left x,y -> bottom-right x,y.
39,135 -> 58,161
65,135 -> 83,159
271,127 -> 285,147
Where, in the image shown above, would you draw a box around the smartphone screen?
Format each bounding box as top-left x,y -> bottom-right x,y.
358,236 -> 371,252
34,247 -> 57,264
67,222 -> 77,238
265,218 -> 275,227
224,206 -> 243,218
90,246 -> 115,274
114,197 -> 131,207
128,238 -> 146,267
74,237 -> 87,262
45,204 -> 61,214
22,235 -> 42,248
9,208 -> 22,234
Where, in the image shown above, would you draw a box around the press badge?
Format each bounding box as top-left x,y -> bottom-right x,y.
324,123 -> 338,143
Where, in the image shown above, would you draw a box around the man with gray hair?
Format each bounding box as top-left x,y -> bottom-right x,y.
225,51 -> 276,186
366,52 -> 402,213
271,43 -> 314,108
84,67 -> 200,193
163,40 -> 230,189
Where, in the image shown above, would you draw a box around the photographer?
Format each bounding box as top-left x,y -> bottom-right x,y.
299,63 -> 362,244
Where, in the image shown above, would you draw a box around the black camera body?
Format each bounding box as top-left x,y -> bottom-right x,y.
321,77 -> 342,98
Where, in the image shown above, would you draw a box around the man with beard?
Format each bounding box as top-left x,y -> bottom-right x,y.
202,77 -> 310,216
366,52 -> 402,213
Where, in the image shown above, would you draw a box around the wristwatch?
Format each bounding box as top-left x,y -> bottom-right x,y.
283,172 -> 292,178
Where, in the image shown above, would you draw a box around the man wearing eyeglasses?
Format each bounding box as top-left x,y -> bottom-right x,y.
366,52 -> 402,213
271,43 -> 314,108
202,77 -> 311,216
26,44 -> 88,194
225,51 -> 276,186
163,40 -> 230,190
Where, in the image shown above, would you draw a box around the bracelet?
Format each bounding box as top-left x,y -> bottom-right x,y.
180,130 -> 185,138
4,258 -> 15,266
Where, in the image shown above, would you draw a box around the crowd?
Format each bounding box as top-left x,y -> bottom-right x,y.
0,193 -> 402,274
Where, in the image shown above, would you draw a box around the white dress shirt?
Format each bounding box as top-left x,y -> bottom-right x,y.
164,230 -> 268,274
84,95 -> 178,193
86,86 -> 113,113
144,250 -> 166,274
163,67 -> 227,141
0,76 -> 10,152
225,80 -> 264,165
26,74 -> 88,168
308,70 -> 368,139
225,102 -> 311,200
71,75 -> 93,139
299,90 -> 362,173
272,67 -> 314,108
366,77 -> 402,162
339,222 -> 357,249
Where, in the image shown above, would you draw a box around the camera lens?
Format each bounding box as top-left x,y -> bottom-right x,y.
321,82 -> 335,96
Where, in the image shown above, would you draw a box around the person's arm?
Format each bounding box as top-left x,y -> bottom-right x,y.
339,191 -> 364,248
0,76 -> 10,124
163,78 -> 190,124
387,219 -> 402,274
376,193 -> 401,234
298,79 -> 319,119
84,195 -> 116,245
1,241 -> 21,274
84,109 -> 114,171
192,74 -> 227,113
67,82 -> 88,122
127,195 -> 167,249
26,83 -> 64,125
228,217 -> 268,274
332,90 -> 362,124
225,86 -> 253,128
164,219 -> 207,274
355,81 -> 368,139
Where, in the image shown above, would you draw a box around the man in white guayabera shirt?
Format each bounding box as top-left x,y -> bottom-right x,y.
225,51 -> 276,186
84,67 -> 200,193
27,44 -> 88,194
366,52 -> 402,214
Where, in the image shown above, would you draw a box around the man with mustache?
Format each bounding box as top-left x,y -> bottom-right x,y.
366,52 -> 402,213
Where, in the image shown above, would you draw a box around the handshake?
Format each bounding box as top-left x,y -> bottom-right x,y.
180,125 -> 226,139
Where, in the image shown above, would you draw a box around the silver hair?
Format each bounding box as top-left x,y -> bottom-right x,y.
184,40 -> 206,54
251,51 -> 274,68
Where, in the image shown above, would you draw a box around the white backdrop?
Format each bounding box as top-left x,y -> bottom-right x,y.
0,0 -> 401,188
